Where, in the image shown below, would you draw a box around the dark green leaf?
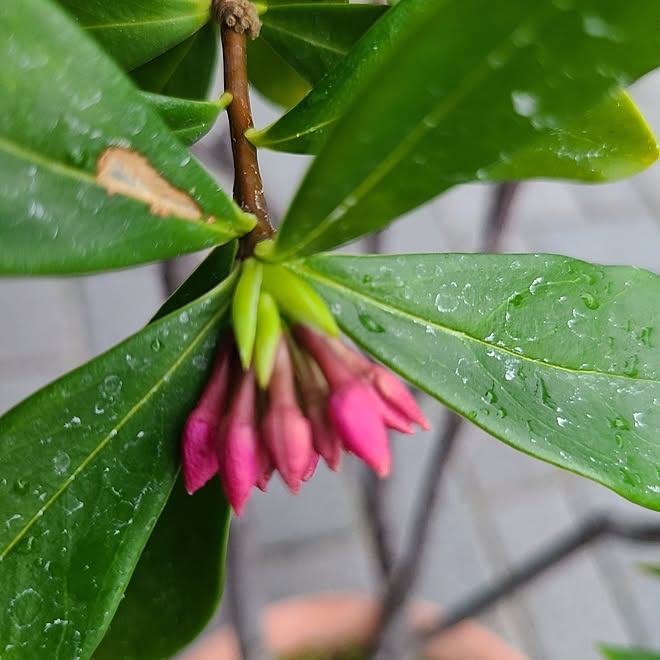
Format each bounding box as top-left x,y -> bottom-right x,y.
263,0 -> 660,259
0,0 -> 253,275
142,91 -> 230,145
295,253 -> 660,510
248,37 -> 311,108
247,0 -> 349,107
259,4 -> 387,85
93,478 -> 230,660
56,0 -> 212,71
131,22 -> 219,100
599,646 -> 660,660
93,245 -> 236,659
0,269 -> 237,659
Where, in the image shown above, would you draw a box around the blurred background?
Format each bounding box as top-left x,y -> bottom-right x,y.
3,65 -> 660,660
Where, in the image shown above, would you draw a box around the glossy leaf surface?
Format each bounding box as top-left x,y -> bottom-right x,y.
248,0 -> 349,107
56,0 -> 212,71
0,271 -> 237,659
0,0 -> 253,275
267,0 -> 660,259
131,22 -> 219,100
295,254 -> 660,510
142,92 -> 230,146
94,245 -> 236,659
259,4 -> 387,85
93,479 -> 229,660
600,647 -> 660,660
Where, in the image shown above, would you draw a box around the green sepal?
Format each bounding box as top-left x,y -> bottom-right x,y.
254,292 -> 283,388
232,258 -> 264,369
261,263 -> 338,336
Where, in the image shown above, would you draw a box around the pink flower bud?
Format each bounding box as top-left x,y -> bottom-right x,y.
303,452 -> 320,482
263,339 -> 313,492
369,364 -> 430,431
328,382 -> 391,478
262,405 -> 313,493
327,336 -> 430,432
307,402 -> 342,471
181,337 -> 233,494
218,368 -> 259,515
256,443 -> 273,492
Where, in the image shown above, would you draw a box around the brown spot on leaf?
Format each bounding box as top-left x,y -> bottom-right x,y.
96,147 -> 206,221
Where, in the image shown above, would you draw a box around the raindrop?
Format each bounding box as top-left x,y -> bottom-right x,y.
358,314 -> 385,333
638,327 -> 653,348
608,416 -> 630,431
151,338 -> 163,352
13,479 -> 29,495
618,467 -> 636,487
614,433 -> 624,449
53,451 -> 71,476
511,91 -> 538,117
100,374 -> 123,400
8,589 -> 43,629
580,293 -> 600,310
482,385 -> 498,405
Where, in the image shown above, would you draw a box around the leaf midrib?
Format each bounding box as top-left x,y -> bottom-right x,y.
83,12 -> 207,32
295,262 -> 660,385
0,299 -> 230,562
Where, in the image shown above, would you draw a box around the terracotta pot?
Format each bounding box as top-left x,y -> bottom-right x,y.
182,592 -> 527,660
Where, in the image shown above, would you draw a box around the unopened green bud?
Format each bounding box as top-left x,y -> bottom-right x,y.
261,264 -> 338,336
232,258 -> 263,369
254,292 -> 282,388
254,239 -> 275,260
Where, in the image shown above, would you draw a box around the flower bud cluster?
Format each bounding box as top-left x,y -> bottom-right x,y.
182,327 -> 428,514
181,262 -> 429,514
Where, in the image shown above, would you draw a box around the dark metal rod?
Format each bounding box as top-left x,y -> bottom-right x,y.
418,514 -> 660,641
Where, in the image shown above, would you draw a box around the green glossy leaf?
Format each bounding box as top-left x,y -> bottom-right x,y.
56,0 -> 212,71
248,0 -> 348,107
0,269 -> 237,659
94,245 -> 236,659
600,646 -> 660,660
131,22 -> 219,100
0,0 -> 253,276
248,33 -> 312,108
295,253 -> 660,510
142,91 -> 231,146
93,478 -> 230,660
264,0 -> 660,259
259,4 -> 387,85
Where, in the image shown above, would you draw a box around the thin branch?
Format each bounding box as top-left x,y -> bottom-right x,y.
369,412 -> 461,659
361,465 -> 397,582
417,514 -> 660,642
218,0 -> 274,256
226,510 -> 273,660
481,182 -> 520,253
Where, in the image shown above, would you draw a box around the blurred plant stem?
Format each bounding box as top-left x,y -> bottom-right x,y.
367,183 -> 520,660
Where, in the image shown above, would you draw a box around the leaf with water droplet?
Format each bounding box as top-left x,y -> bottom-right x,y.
260,0 -> 660,259
0,268 -> 237,657
295,253 -> 660,511
0,0 -> 253,276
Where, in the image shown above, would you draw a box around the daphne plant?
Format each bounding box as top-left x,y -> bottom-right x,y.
2,0 -> 660,658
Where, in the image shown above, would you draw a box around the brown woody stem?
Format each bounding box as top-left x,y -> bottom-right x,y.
216,0 -> 273,257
